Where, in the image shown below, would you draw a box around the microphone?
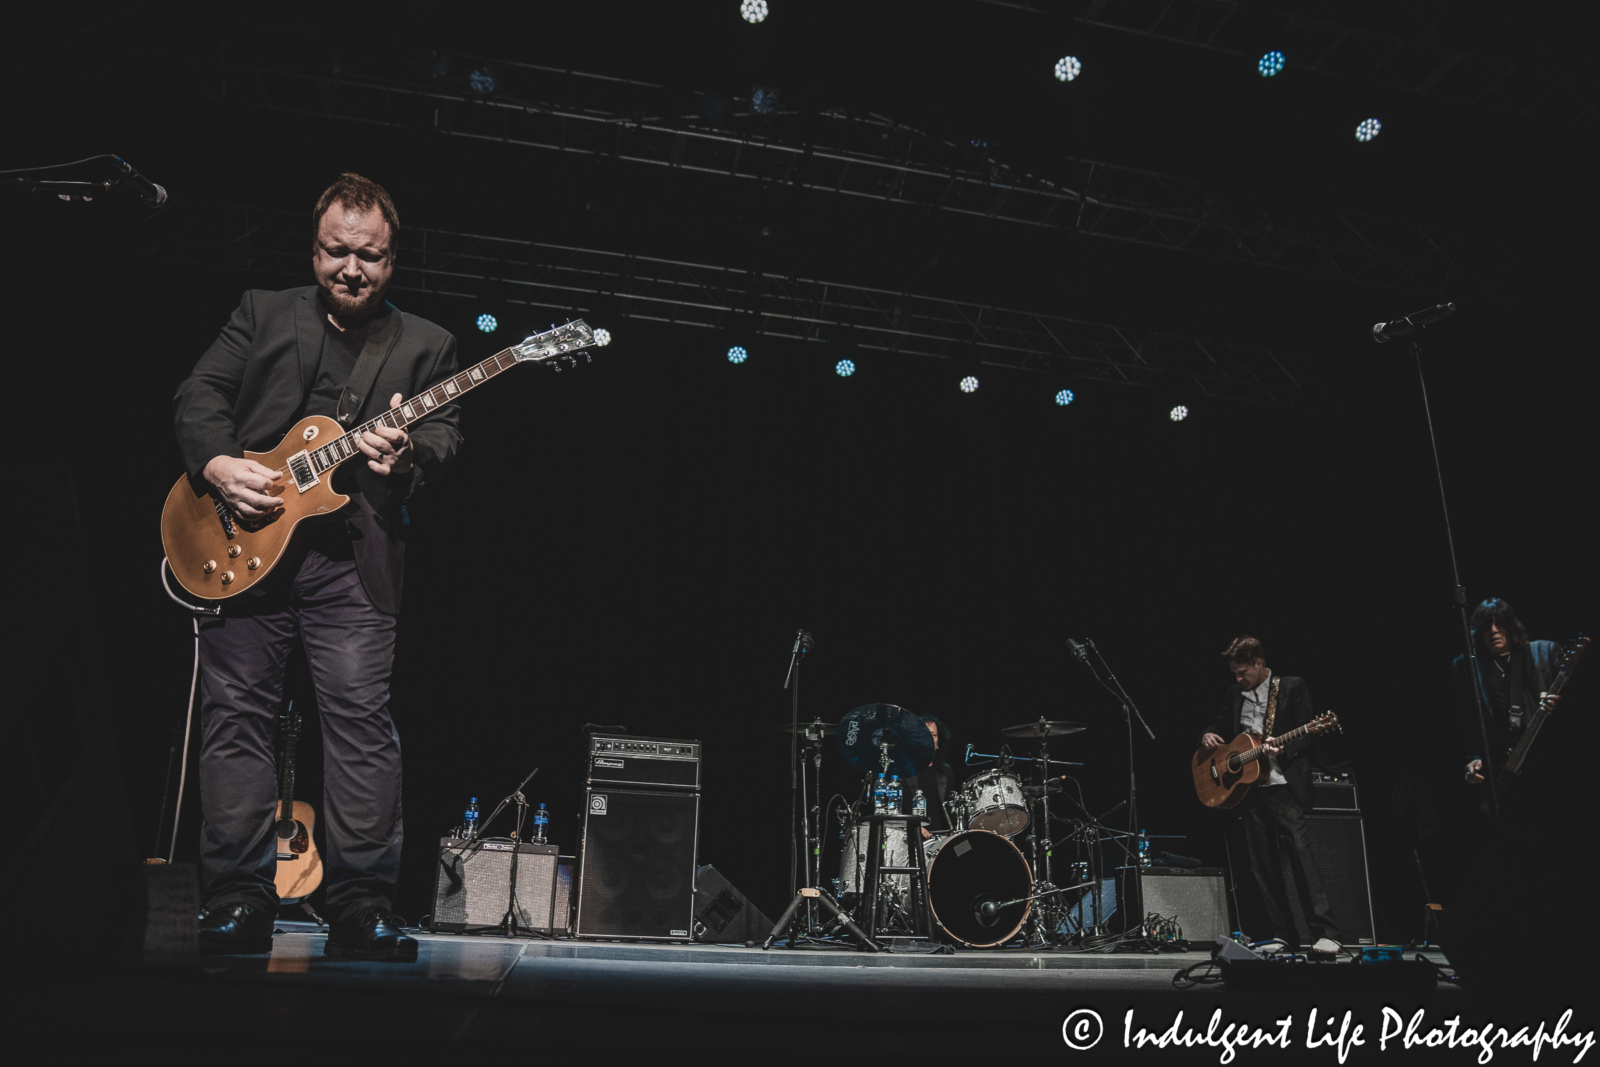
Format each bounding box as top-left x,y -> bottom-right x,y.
1372,302 -> 1455,344
965,743 -> 975,764
978,900 -> 1002,920
115,157 -> 168,207
1066,638 -> 1088,663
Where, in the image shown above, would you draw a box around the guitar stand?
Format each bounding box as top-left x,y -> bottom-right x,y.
761,888 -> 878,952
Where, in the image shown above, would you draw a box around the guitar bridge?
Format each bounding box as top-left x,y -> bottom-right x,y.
287,450 -> 319,492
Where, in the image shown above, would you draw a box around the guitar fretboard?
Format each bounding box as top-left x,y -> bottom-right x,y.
305,347 -> 519,476
1227,718 -> 1331,772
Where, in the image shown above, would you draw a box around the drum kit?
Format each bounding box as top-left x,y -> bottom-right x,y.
776,702 -> 1125,950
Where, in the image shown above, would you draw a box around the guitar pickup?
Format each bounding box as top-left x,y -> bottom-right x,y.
287,450 -> 319,492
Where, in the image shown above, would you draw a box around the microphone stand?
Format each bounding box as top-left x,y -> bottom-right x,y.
781,629 -> 814,934
475,764 -> 549,939
1082,639 -> 1155,933
1404,332 -> 1499,819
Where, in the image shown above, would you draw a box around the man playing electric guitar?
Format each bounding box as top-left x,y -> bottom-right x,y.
1199,636 -> 1342,956
174,173 -> 462,959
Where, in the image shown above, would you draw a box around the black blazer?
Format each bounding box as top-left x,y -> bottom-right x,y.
173,287 -> 463,615
1201,674 -> 1319,811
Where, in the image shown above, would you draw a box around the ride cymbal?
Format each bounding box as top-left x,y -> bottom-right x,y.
835,703 -> 935,778
999,720 -> 1087,739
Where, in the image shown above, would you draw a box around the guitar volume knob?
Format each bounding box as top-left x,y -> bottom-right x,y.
203,560 -> 217,574
228,545 -> 242,558
220,571 -> 235,585
247,557 -> 260,570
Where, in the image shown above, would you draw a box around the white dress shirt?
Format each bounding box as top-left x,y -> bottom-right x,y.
1239,671 -> 1288,787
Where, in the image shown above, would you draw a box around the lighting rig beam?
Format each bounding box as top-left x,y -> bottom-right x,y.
68,17 -> 1518,296
140,200 -> 1315,406
1068,0 -> 1596,125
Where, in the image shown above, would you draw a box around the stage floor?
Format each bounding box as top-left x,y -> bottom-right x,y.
41,924 -> 1474,1057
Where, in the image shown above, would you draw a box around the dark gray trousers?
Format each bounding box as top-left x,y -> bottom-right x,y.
1240,784 -> 1341,945
196,536 -> 402,921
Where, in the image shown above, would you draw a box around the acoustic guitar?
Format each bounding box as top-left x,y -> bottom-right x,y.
161,320 -> 607,601
1191,712 -> 1340,808
275,703 -> 322,902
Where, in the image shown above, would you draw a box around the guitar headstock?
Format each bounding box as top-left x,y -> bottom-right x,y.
1559,634 -> 1590,672
1308,711 -> 1341,736
511,319 -> 612,369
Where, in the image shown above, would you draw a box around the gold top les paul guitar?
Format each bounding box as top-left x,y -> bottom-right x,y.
162,321 -> 607,601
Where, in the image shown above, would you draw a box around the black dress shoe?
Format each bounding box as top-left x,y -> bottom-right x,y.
198,902 -> 275,955
325,907 -> 418,962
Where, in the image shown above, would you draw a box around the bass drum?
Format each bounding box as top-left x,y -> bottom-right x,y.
923,829 -> 1032,948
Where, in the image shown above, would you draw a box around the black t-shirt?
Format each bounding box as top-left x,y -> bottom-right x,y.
302,307 -> 371,420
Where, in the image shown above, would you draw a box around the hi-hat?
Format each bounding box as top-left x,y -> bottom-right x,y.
999,720 -> 1088,740
834,703 -> 935,778
778,720 -> 836,737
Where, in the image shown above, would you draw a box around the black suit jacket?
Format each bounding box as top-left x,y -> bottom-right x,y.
1201,674 -> 1319,811
173,287 -> 463,615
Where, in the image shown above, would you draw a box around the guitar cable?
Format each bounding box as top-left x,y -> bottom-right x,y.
158,558 -> 219,864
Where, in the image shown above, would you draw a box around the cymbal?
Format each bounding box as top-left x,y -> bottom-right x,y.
999,720 -> 1088,739
778,720 -> 836,737
834,703 -> 935,778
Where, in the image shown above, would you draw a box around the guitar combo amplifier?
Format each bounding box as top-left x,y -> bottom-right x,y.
575,733 -> 701,941
430,838 -> 561,933
1137,868 -> 1231,944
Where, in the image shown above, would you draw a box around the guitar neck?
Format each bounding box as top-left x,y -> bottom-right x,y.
1241,720 -> 1318,764
305,347 -> 518,477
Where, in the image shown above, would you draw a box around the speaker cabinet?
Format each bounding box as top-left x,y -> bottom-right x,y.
1277,814 -> 1376,945
575,788 -> 699,940
692,865 -> 774,944
1138,868 -> 1231,943
430,838 -> 560,934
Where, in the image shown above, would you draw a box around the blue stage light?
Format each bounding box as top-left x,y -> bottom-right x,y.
1259,51 -> 1285,77
476,313 -> 497,333
740,0 -> 768,23
1054,56 -> 1082,82
1355,118 -> 1382,142
1055,389 -> 1074,406
728,345 -> 748,363
836,359 -> 856,377
959,375 -> 980,394
468,67 -> 497,95
1170,405 -> 1189,422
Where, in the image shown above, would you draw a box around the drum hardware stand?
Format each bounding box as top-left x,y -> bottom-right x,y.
1074,639 -> 1155,930
762,887 -> 879,952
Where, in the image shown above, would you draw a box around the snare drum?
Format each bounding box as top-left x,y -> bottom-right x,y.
838,821 -> 911,896
961,770 -> 1029,837
924,829 -> 1033,947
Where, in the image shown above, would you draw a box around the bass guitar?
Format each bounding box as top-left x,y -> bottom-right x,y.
161,320 -> 607,601
1482,633 -> 1588,817
1191,712 -> 1340,808
275,702 -> 322,902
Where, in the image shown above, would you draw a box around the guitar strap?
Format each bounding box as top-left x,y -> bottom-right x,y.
334,306 -> 403,428
1263,675 -> 1281,738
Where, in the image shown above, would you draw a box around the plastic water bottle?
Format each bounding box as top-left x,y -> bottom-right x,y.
463,797 -> 480,841
1138,828 -> 1151,867
532,803 -> 549,844
889,775 -> 902,811
912,789 -> 928,818
873,774 -> 888,814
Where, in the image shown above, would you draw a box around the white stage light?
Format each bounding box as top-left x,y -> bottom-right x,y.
959,375 -> 980,393
740,0 -> 768,23
1170,405 -> 1189,421
1054,56 -> 1082,82
1355,118 -> 1382,142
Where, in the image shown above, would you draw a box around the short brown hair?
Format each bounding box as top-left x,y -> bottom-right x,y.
311,173 -> 400,258
1222,635 -> 1264,665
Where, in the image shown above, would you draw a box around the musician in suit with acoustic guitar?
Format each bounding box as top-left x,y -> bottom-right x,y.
1198,636 -> 1342,956
173,173 -> 460,960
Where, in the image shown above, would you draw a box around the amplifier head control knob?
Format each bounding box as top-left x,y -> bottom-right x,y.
228,545 -> 242,558
220,571 -> 235,585
203,560 -> 217,574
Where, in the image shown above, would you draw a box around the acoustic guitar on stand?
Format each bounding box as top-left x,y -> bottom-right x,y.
1191,712 -> 1340,808
161,321 -> 608,602
275,702 -> 322,902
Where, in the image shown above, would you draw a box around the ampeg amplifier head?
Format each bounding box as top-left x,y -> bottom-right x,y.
587,733 -> 701,790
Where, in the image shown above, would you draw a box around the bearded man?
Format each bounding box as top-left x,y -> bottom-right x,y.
173,173 -> 462,959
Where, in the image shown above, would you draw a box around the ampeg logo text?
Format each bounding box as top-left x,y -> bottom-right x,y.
595,758 -> 624,768
589,794 -> 607,815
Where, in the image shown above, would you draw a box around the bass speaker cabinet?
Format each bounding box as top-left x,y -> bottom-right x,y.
1277,814 -> 1376,945
575,788 -> 700,940
1137,868 -> 1231,944
430,838 -> 560,933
